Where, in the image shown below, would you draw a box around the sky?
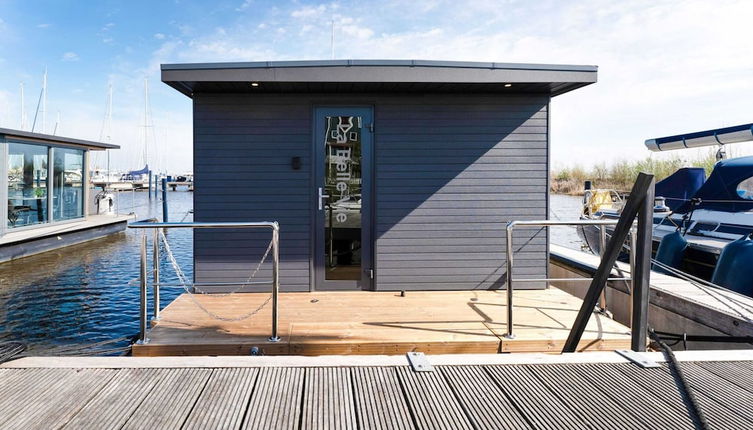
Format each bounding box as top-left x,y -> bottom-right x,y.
1,0 -> 752,173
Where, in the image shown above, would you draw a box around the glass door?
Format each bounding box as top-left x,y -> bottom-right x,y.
314,107 -> 373,290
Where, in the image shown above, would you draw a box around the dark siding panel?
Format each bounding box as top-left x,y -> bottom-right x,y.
192,93 -> 549,292
375,97 -> 549,290
193,94 -> 311,292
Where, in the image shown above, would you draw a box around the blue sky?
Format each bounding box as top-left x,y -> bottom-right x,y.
1,0 -> 753,172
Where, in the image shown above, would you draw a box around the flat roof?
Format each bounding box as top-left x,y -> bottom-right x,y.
0,128 -> 119,150
161,59 -> 597,97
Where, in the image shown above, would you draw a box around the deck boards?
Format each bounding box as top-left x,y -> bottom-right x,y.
134,288 -> 633,356
1,357 -> 752,429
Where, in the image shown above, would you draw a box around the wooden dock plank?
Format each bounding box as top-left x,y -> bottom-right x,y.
182,368 -> 259,430
615,363 -> 753,430
64,369 -> 169,430
1,354 -> 753,429
674,362 -> 753,423
0,369 -> 79,423
301,368 -> 357,430
486,365 -> 584,430
575,363 -> 696,430
440,366 -> 530,429
527,364 -> 650,430
242,367 -> 304,430
121,368 -> 211,430
396,366 -> 473,430
351,367 -> 414,430
134,288 -> 632,356
696,361 -> 753,394
4,369 -> 115,430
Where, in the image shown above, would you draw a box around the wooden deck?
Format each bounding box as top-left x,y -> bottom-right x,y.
2,351 -> 753,429
133,287 -> 633,356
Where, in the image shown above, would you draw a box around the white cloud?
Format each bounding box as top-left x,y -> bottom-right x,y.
236,0 -> 253,11
154,33 -> 166,40
13,0 -> 753,172
61,52 -> 79,62
36,23 -> 50,28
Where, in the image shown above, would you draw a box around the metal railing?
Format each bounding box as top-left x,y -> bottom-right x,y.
128,220 -> 281,344
505,219 -> 636,338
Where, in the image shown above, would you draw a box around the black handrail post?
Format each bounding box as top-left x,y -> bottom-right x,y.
562,172 -> 654,353
631,176 -> 654,351
161,177 -> 168,222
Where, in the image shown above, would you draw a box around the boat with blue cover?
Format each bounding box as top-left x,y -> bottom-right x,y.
579,123 -> 753,292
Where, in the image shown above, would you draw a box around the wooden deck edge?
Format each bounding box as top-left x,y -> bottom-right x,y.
5,349 -> 753,369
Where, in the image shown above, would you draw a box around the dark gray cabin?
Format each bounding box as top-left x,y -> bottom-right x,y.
161,60 -> 597,292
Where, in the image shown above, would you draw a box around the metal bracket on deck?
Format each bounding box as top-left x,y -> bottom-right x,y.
616,349 -> 660,368
406,352 -> 434,372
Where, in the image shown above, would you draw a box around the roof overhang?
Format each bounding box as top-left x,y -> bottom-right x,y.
161,59 -> 597,98
0,128 -> 119,151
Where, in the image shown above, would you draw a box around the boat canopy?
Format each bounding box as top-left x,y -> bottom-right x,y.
655,167 -> 706,211
645,123 -> 753,152
126,165 -> 149,176
676,156 -> 753,213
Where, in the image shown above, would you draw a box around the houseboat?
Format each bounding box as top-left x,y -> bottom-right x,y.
1,128 -> 131,262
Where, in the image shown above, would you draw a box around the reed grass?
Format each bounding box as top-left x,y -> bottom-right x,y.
551,151 -> 718,195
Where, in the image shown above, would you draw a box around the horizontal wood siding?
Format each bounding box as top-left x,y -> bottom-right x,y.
375,96 -> 549,290
193,94 -> 311,292
192,93 -> 549,292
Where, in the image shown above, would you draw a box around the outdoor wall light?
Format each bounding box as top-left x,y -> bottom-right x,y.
504,83 -> 512,87
251,82 -> 260,87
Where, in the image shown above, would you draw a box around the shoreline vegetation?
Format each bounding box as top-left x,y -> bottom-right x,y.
550,152 -> 718,195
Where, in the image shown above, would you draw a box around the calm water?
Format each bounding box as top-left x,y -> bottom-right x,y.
0,192 -> 584,354
0,191 -> 194,354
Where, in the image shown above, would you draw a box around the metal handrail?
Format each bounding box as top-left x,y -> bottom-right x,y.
505,219 -> 635,338
128,220 -> 281,344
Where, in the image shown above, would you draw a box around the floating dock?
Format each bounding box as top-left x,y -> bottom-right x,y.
0,214 -> 132,263
133,287 -> 633,356
2,350 -> 752,429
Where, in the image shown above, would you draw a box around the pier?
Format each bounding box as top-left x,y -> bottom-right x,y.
2,350 -> 752,429
133,288 -> 633,356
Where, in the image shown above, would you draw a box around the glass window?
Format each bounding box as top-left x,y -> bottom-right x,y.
52,148 -> 84,221
737,177 -> 753,200
324,116 -> 363,280
7,142 -> 49,228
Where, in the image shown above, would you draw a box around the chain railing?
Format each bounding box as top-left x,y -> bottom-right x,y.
128,220 -> 281,345
505,219 -> 636,339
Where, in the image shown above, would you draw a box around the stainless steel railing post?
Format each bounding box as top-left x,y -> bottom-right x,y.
269,222 -> 281,342
505,222 -> 515,339
153,228 -> 160,321
139,232 -> 148,344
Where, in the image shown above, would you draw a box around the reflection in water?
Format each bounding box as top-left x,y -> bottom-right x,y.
0,191 -> 193,354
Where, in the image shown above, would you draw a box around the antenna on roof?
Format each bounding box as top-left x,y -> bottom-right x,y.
330,19 -> 335,59
19,82 -> 26,130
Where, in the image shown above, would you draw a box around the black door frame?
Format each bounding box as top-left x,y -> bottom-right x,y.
311,106 -> 374,291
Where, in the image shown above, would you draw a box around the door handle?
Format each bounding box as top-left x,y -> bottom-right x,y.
318,187 -> 330,211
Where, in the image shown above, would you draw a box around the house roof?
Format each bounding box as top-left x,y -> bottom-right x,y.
0,128 -> 119,150
161,59 -> 597,98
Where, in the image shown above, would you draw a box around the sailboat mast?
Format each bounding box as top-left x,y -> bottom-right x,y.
19,83 -> 25,130
42,68 -> 47,134
143,78 -> 148,169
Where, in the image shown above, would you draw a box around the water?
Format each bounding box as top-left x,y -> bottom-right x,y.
0,191 -> 194,354
0,191 -> 584,355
